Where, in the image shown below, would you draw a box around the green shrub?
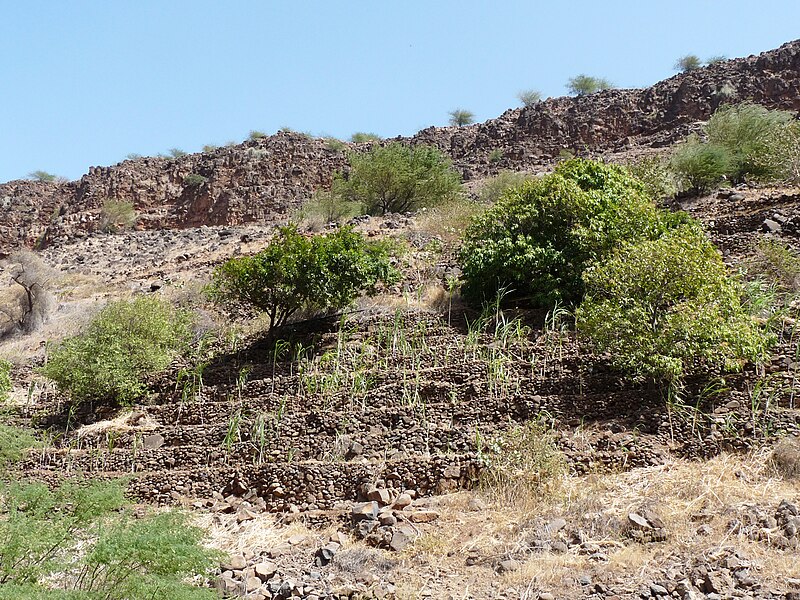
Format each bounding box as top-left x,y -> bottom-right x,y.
750,237 -> 800,291
476,170 -> 532,204
670,134 -> 732,194
297,189 -> 362,230
577,225 -> 771,384
167,148 -> 187,158
459,158 -> 683,307
0,424 -> 39,468
0,359 -> 11,402
448,109 -> 475,126
755,120 -> 800,185
517,89 -> 542,107
209,226 -> 399,329
249,130 -> 267,140
99,199 -> 137,233
706,103 -> 795,183
350,132 -> 382,143
324,137 -> 347,152
333,142 -> 462,215
201,144 -> 218,152
674,54 -> 702,72
625,156 -> 678,201
41,297 -> 192,404
567,74 -> 612,96
488,149 -> 503,163
0,479 -> 219,598
183,173 -> 208,187
707,55 -> 727,65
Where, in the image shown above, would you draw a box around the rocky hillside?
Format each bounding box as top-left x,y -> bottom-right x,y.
2,39 -> 800,255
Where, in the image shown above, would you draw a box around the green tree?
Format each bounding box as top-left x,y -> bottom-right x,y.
577,225 -> 771,384
209,226 -> 399,329
566,74 -> 612,96
28,171 -> 58,183
517,89 -> 542,107
333,142 -> 462,214
448,109 -> 475,126
459,158 -> 684,307
41,297 -> 192,404
674,54 -> 702,72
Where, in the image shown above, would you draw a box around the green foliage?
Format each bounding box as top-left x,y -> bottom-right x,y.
350,132 -> 382,143
0,359 -> 11,402
707,55 -> 727,65
476,170 -> 532,204
167,148 -> 187,158
670,134 -> 733,194
750,237 -> 800,291
125,153 -> 142,160
517,89 -> 542,107
209,226 -> 400,329
249,130 -> 267,140
41,297 -> 192,404
324,137 -> 347,152
566,74 -> 612,96
0,424 -> 39,468
625,156 -> 678,201
333,142 -> 462,215
706,103 -> 795,183
759,120 -> 800,184
448,109 -> 475,126
297,190 -> 362,230
99,199 -> 137,233
28,171 -> 58,183
488,149 -> 503,163
674,54 -> 702,72
0,480 -> 218,598
184,173 -> 208,187
577,225 -> 772,384
459,158 -> 682,307
202,144 -> 218,152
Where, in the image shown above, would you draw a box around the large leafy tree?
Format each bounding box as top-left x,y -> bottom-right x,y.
209,226 -> 399,329
458,158 -> 686,307
577,225 -> 771,384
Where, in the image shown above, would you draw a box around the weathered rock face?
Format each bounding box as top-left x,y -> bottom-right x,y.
2,39 -> 800,253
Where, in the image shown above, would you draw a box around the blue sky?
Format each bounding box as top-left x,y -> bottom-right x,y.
2,1 -> 799,183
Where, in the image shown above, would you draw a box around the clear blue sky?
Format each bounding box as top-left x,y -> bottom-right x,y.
2,1 -> 799,183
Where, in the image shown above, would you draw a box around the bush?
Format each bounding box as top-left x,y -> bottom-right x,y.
706,103 -> 795,183
750,237 -> 800,291
476,170 -> 533,204
0,479 -> 219,598
0,424 -> 39,468
670,134 -> 732,194
350,132 -> 382,143
448,109 -> 475,126
209,226 -> 399,329
249,130 -> 267,140
674,54 -> 702,72
577,225 -> 771,384
168,148 -> 187,158
478,419 -> 566,504
707,55 -> 727,65
183,173 -> 208,187
0,359 -> 10,402
517,89 -> 542,107
333,142 -> 462,215
459,158 -> 682,307
759,120 -> 800,184
567,74 -> 612,96
41,297 -> 192,404
297,189 -> 362,230
625,156 -> 678,201
99,199 -> 137,233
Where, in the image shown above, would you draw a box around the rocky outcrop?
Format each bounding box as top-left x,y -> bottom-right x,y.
2,39 -> 800,253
